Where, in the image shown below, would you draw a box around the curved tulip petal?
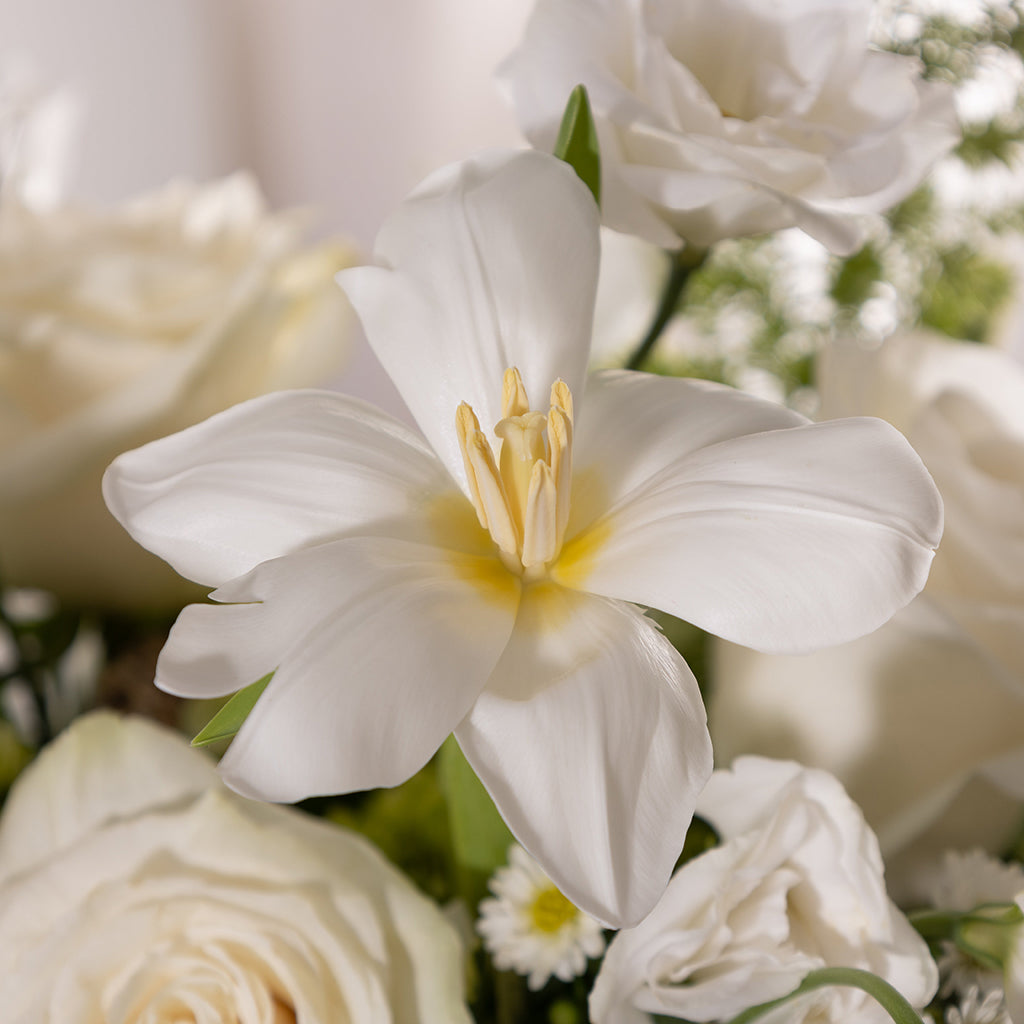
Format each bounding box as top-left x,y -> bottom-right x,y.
337,150 -> 600,490
156,600 -> 292,699
212,535 -> 519,803
103,389 -> 455,589
557,371 -> 942,653
455,586 -> 712,928
567,370 -> 805,529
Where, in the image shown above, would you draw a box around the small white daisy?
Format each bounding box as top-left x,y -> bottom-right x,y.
478,844 -> 606,990
946,985 -> 1009,1024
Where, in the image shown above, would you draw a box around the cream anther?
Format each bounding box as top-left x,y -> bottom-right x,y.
455,367 -> 575,575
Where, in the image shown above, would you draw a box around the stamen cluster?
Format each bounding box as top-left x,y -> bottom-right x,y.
456,367 -> 574,576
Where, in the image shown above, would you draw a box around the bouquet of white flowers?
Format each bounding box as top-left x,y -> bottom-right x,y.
3,3 -> 1024,1023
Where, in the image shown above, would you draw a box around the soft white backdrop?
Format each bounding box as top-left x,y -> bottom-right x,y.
0,0 -> 533,408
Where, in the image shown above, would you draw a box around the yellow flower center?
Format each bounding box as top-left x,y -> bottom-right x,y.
456,367 -> 574,579
529,885 -> 578,935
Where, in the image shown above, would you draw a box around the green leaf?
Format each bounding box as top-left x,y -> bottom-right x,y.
438,734 -> 513,878
191,671 -> 274,747
553,84 -> 601,207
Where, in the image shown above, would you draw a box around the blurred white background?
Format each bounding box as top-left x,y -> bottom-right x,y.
0,0 -> 534,407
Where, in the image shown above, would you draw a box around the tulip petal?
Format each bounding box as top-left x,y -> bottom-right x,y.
558,371 -> 942,652
338,150 -> 600,490
103,388 -> 455,588
456,586 -> 712,928
207,535 -> 519,802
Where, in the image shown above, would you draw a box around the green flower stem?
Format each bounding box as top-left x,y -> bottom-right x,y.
624,247 -> 707,372
722,967 -> 923,1024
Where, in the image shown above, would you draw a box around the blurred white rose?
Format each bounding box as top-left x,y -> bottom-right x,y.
0,711 -> 472,1024
711,331 -> 1024,894
501,0 -> 959,254
590,757 -> 937,1024
0,174 -> 356,611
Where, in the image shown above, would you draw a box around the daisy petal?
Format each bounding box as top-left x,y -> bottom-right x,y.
456,586 -> 712,928
337,150 -> 600,490
103,389 -> 454,588
558,371 -> 943,653
212,536 -> 519,802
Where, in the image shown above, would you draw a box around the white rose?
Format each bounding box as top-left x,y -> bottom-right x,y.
710,331 -> 1024,895
589,757 -> 937,1024
0,711 -> 472,1024
0,175 -> 356,611
500,0 -> 959,254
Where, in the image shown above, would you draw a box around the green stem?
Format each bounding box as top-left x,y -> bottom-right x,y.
624,248 -> 707,371
723,967 -> 923,1024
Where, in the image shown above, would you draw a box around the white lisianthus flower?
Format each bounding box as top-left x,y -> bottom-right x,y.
478,843 -> 606,990
500,0 -> 959,255
0,712 -> 472,1024
711,330 -> 1024,889
590,757 -> 939,1024
0,174 -> 356,612
103,150 -> 942,927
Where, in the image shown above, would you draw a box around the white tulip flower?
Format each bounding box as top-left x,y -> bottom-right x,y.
501,0 -> 959,254
104,150 -> 942,927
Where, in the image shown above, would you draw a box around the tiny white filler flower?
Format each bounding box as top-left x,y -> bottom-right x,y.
479,844 -> 606,990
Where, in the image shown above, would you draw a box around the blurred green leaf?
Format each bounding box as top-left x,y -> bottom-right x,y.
327,759 -> 456,903
438,734 -> 513,893
553,85 -> 601,206
831,245 -> 883,308
191,671 -> 273,747
919,246 -> 1013,342
957,121 -> 1021,168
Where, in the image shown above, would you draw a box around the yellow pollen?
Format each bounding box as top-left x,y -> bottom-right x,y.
455,366 -> 574,576
530,885 -> 578,934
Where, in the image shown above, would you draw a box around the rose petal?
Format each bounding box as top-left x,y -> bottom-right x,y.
456,586 -> 712,927
0,711 -> 216,880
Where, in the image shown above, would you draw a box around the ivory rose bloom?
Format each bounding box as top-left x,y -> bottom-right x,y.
590,758 -> 938,1024
0,712 -> 472,1024
0,175 -> 356,611
501,0 -> 959,254
104,150 -> 942,928
711,331 -> 1024,890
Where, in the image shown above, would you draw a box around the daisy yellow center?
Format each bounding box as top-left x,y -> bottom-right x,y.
456,367 -> 573,579
530,885 -> 578,934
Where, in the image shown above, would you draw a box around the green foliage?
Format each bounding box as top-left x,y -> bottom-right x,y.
553,85 -> 601,207
438,734 -> 515,905
919,245 -> 1013,342
831,245 -> 884,308
327,759 -> 457,904
957,119 -> 1022,167
191,672 -> 273,747
0,720 -> 31,793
